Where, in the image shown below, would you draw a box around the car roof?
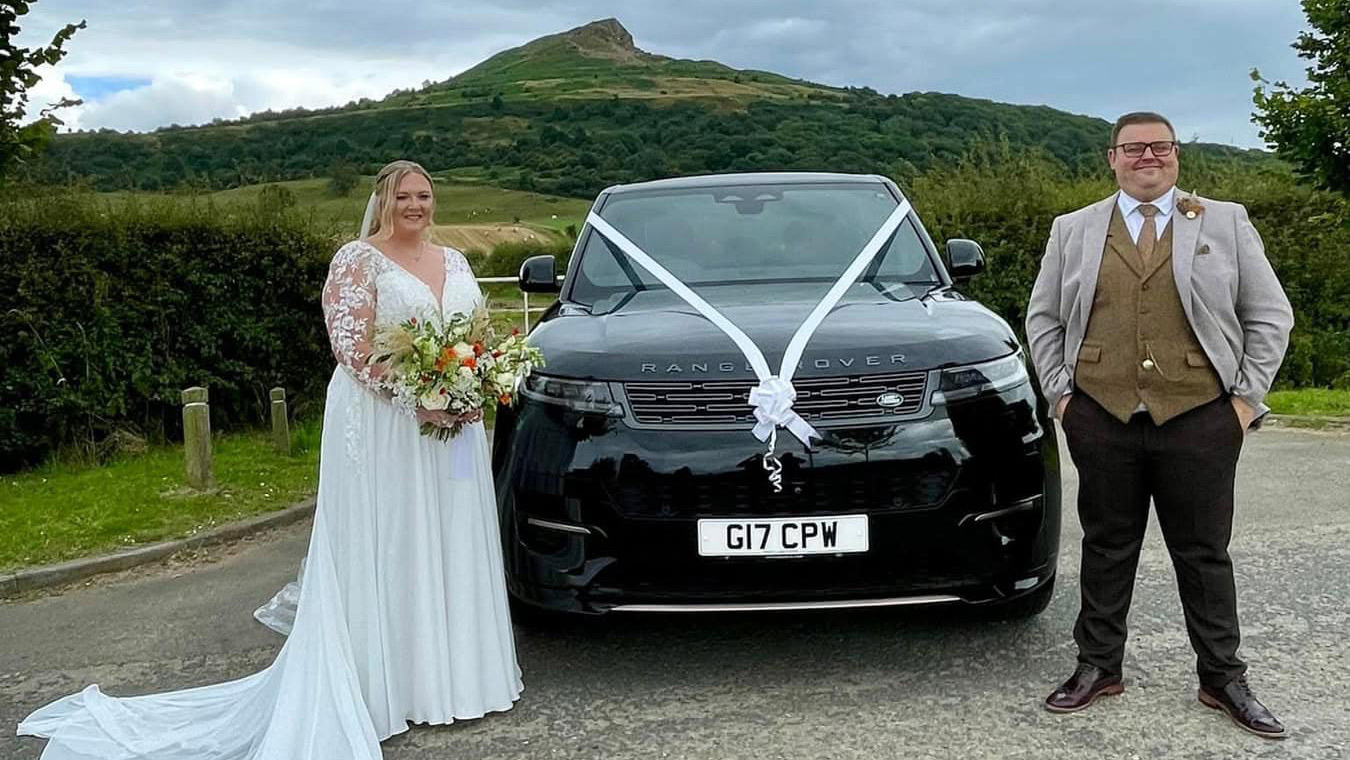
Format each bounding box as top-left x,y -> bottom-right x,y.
601,172 -> 895,195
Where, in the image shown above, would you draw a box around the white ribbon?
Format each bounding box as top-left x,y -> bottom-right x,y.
585,197 -> 913,450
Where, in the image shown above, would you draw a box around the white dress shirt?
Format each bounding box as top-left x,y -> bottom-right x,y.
1116,186 -> 1176,244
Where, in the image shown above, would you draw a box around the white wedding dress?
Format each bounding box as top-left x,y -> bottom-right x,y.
18,241 -> 523,759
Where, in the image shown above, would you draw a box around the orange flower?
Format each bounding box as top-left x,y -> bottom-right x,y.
499,393 -> 513,405
434,346 -> 457,371
460,357 -> 478,370
473,342 -> 484,356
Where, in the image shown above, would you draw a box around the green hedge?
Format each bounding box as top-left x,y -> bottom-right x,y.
911,147 -> 1350,391
0,192 -> 576,471
0,194 -> 337,470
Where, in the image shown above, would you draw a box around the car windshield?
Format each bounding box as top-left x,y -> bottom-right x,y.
569,181 -> 940,305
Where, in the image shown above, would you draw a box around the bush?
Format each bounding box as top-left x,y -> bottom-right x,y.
911,145 -> 1350,391
0,191 -> 337,470
469,238 -> 574,278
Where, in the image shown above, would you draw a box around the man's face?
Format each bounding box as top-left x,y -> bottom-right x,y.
1108,122 -> 1179,201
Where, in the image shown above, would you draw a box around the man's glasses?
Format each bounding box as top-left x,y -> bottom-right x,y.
1110,140 -> 1178,158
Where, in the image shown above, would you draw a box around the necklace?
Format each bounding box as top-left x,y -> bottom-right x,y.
384,239 -> 424,264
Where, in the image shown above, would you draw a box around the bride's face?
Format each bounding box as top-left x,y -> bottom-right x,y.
391,173 -> 433,236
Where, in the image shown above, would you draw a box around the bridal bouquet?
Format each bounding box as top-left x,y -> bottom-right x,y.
372,307 -> 544,440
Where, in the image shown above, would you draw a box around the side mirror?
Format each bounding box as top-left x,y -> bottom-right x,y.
946,239 -> 985,283
519,255 -> 560,293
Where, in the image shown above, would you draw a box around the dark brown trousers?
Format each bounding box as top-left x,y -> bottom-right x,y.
1062,392 -> 1247,688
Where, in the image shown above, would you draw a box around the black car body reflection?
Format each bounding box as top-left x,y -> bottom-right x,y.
493,173 -> 1060,616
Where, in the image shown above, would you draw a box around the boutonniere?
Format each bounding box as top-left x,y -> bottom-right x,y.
1176,195 -> 1204,220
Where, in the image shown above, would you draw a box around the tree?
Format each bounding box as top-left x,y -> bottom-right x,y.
328,160 -> 359,196
1,1 -> 85,181
256,183 -> 297,214
1252,0 -> 1350,193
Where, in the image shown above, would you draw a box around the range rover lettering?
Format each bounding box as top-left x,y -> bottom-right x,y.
493,172 -> 1061,617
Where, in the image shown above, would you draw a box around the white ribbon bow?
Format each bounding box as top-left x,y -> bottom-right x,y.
749,375 -> 818,445
585,196 -> 912,450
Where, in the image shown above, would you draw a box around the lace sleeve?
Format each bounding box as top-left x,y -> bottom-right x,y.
322,242 -> 393,400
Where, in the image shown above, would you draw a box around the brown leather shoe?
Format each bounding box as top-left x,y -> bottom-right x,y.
1198,675 -> 1286,739
1044,663 -> 1124,713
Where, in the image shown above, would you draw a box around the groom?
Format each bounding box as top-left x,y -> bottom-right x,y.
1025,112 -> 1293,738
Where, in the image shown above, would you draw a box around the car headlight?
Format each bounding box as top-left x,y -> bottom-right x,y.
520,374 -> 625,416
932,351 -> 1030,404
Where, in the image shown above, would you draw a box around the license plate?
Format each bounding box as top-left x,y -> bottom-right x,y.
697,515 -> 869,557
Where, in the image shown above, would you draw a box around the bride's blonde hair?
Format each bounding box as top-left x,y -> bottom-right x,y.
366,160 -> 435,239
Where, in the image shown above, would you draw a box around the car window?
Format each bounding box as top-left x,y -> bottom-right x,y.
571,183 -> 938,303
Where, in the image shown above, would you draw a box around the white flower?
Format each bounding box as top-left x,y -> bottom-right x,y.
420,387 -> 450,411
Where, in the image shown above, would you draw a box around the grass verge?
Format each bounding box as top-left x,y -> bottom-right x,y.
1266,389 -> 1350,417
0,420 -> 322,573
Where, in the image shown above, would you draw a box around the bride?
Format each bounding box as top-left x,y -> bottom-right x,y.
18,160 -> 523,759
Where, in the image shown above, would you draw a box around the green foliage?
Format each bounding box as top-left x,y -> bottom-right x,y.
0,419 -> 322,572
0,1 -> 85,181
462,238 -> 574,279
915,147 -> 1350,392
31,94 -> 1123,197
1252,0 -> 1350,193
255,183 -> 297,213
328,160 -> 359,197
1266,389 -> 1350,416
0,191 -> 337,470
33,93 -> 1274,203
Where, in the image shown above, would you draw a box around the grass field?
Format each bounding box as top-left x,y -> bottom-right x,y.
1266,388 -> 1350,417
0,421 -> 324,573
104,177 -> 592,244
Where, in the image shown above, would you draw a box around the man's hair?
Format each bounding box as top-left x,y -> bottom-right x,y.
1110,112 -> 1176,145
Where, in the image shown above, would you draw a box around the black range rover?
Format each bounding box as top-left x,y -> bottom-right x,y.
493,172 -> 1061,617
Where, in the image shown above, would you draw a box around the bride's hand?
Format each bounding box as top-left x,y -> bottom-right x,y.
415,408 -> 458,428
415,408 -> 483,427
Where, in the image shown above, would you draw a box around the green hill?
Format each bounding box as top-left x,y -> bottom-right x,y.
30,18 -> 1277,198
404,18 -> 838,106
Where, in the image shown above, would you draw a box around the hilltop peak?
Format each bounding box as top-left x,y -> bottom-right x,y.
539,18 -> 647,62
563,18 -> 636,52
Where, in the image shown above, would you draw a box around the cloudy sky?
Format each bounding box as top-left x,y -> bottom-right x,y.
19,0 -> 1311,148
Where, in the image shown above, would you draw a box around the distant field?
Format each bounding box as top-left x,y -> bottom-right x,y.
104,176 -> 592,248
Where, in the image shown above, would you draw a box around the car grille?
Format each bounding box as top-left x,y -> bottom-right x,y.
624,371 -> 928,425
601,458 -> 956,519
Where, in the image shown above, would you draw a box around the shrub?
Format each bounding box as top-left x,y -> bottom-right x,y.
911,145 -> 1350,391
0,191 -> 336,470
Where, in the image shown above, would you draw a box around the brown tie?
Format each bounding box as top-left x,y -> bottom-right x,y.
1137,203 -> 1160,260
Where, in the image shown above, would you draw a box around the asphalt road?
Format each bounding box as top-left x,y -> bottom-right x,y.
3,425 -> 1348,759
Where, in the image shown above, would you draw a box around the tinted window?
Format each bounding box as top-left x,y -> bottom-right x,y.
571,182 -> 938,304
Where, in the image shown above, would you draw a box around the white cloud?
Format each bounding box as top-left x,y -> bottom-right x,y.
23,65 -> 84,130
13,0 -> 1313,148
76,75 -> 236,132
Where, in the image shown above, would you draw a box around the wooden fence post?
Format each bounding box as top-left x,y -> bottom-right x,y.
181,386 -> 213,489
271,387 -> 290,455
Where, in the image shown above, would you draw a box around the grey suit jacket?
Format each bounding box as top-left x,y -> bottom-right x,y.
1025,191 -> 1293,423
